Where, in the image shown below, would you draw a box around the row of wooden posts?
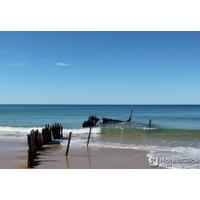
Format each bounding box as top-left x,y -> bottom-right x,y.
27,123 -> 63,168
27,124 -> 92,168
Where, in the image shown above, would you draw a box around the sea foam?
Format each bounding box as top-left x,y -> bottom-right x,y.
0,125 -> 101,139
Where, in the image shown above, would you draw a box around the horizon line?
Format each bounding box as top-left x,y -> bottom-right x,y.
0,103 -> 200,106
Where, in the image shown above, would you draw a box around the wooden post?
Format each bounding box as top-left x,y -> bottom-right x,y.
27,135 -> 32,168
65,132 -> 72,156
87,127 -> 92,147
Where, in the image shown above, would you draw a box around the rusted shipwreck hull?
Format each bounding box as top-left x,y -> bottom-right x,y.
102,110 -> 133,125
82,111 -> 133,127
82,115 -> 100,128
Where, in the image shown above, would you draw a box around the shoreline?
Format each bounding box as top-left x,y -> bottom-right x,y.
0,138 -> 156,169
35,144 -> 154,169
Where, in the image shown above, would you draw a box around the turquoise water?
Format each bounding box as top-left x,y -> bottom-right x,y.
1,105 -> 200,168
0,105 -> 200,129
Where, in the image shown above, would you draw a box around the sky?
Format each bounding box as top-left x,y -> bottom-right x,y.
0,31 -> 200,104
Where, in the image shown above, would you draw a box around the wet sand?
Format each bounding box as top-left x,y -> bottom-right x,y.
35,145 -> 153,169
0,139 -> 155,169
0,139 -> 27,169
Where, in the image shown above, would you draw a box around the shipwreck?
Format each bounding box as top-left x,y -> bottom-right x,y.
82,111 -> 133,127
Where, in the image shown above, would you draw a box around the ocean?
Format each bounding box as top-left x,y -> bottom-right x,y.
0,104 -> 200,168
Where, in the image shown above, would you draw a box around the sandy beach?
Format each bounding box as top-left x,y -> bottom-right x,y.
35,144 -> 153,169
0,139 -> 154,169
0,139 -> 27,169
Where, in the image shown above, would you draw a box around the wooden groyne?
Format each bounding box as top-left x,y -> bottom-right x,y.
27,130 -> 43,168
51,123 -> 63,139
27,123 -> 64,168
42,125 -> 52,144
27,123 -> 95,167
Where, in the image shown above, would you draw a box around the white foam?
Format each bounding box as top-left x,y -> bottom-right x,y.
68,138 -> 200,169
85,142 -> 200,169
0,126 -> 101,139
0,126 -> 43,138
147,146 -> 200,169
62,127 -> 101,135
140,127 -> 157,130
0,126 -> 43,133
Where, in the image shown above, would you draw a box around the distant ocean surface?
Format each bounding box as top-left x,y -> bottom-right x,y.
1,104 -> 200,168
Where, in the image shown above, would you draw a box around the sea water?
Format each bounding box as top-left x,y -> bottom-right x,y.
0,104 -> 200,168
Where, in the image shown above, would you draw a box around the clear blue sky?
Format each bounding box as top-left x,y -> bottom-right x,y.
0,32 -> 199,104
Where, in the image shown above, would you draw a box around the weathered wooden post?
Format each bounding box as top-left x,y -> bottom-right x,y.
87,127 -> 92,147
65,132 -> 72,156
27,134 -> 32,168
61,125 -> 63,138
